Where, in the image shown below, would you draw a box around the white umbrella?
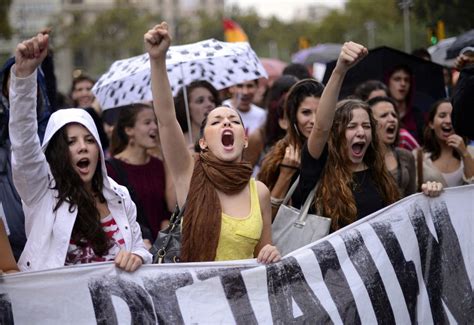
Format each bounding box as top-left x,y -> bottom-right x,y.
92,38 -> 268,110
428,37 -> 456,67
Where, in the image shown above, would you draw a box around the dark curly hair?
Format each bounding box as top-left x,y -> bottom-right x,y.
45,124 -> 110,256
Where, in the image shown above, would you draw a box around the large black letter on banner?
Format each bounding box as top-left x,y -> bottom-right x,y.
342,230 -> 395,323
371,221 -> 419,323
266,256 -> 331,323
196,267 -> 258,324
311,240 -> 361,324
142,272 -> 193,324
88,276 -> 155,325
0,293 -> 14,325
410,202 -> 474,324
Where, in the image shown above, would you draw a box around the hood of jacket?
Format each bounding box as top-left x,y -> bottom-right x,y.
41,108 -> 110,189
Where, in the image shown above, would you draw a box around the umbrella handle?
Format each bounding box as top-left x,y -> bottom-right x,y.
180,64 -> 194,145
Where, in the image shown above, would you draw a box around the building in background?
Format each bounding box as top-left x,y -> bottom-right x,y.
2,0 -> 224,95
293,4 -> 331,23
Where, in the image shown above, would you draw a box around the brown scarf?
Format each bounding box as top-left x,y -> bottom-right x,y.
180,151 -> 253,262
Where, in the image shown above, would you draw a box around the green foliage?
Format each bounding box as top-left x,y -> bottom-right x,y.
216,0 -> 432,60
311,0 -> 428,50
0,0 -> 13,39
47,0 -> 462,78
51,4 -> 161,77
412,0 -> 474,35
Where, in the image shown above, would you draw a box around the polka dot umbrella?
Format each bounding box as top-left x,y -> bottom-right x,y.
92,38 -> 268,110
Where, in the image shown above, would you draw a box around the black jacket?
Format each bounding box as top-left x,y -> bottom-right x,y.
452,65 -> 474,139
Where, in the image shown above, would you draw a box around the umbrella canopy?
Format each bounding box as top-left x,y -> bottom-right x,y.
92,38 -> 267,110
292,43 -> 342,65
428,37 -> 456,67
260,58 -> 287,79
446,29 -> 474,59
322,46 -> 446,111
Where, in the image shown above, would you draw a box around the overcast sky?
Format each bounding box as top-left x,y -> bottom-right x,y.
226,0 -> 346,21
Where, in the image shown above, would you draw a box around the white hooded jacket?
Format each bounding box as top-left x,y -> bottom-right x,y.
9,68 -> 152,271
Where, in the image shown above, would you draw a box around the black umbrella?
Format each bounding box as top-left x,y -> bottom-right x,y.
322,46 -> 445,111
446,29 -> 474,59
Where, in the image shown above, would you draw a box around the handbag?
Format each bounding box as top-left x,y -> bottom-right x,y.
272,176 -> 331,256
149,202 -> 186,263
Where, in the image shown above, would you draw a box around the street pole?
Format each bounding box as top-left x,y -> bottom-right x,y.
268,40 -> 279,58
399,0 -> 412,53
364,20 -> 376,49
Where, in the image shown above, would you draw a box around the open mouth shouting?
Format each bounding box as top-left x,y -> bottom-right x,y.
350,141 -> 367,160
76,158 -> 91,175
385,124 -> 397,141
221,129 -> 235,152
440,124 -> 453,138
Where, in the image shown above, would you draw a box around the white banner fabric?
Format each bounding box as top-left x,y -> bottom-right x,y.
1,185 -> 473,324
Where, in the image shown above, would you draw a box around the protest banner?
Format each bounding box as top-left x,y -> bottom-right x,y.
1,185 -> 473,324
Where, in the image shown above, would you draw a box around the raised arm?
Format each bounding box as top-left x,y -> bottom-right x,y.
307,42 -> 367,159
9,33 -> 50,206
145,23 -> 193,207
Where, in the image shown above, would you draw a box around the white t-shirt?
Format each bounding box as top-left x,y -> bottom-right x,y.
222,99 -> 267,135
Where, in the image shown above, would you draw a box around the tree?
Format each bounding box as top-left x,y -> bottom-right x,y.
51,4 -> 161,77
313,0 -> 429,51
412,0 -> 474,35
0,0 -> 13,39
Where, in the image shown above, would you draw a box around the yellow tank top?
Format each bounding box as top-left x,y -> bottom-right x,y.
215,178 -> 263,261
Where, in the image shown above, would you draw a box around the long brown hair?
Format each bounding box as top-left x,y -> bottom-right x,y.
109,103 -> 153,156
45,124 -> 110,256
316,100 -> 400,230
422,99 -> 465,161
258,79 -> 324,189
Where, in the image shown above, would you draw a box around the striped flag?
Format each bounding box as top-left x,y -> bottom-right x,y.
223,18 -> 248,43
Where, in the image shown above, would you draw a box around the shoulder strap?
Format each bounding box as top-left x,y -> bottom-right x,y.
282,175 -> 300,206
394,148 -> 402,188
294,183 -> 319,227
170,200 -> 187,225
416,148 -> 424,192
281,175 -> 320,226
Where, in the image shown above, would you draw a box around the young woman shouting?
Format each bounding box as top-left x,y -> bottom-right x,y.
9,33 -> 151,271
145,22 -> 280,263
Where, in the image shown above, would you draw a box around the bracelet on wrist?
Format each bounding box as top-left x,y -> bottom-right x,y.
279,163 -> 298,170
270,196 -> 284,208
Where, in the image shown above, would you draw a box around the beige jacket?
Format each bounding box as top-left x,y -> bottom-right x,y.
413,146 -> 474,188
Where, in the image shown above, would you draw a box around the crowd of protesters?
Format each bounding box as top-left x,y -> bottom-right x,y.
1,22 -> 473,274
